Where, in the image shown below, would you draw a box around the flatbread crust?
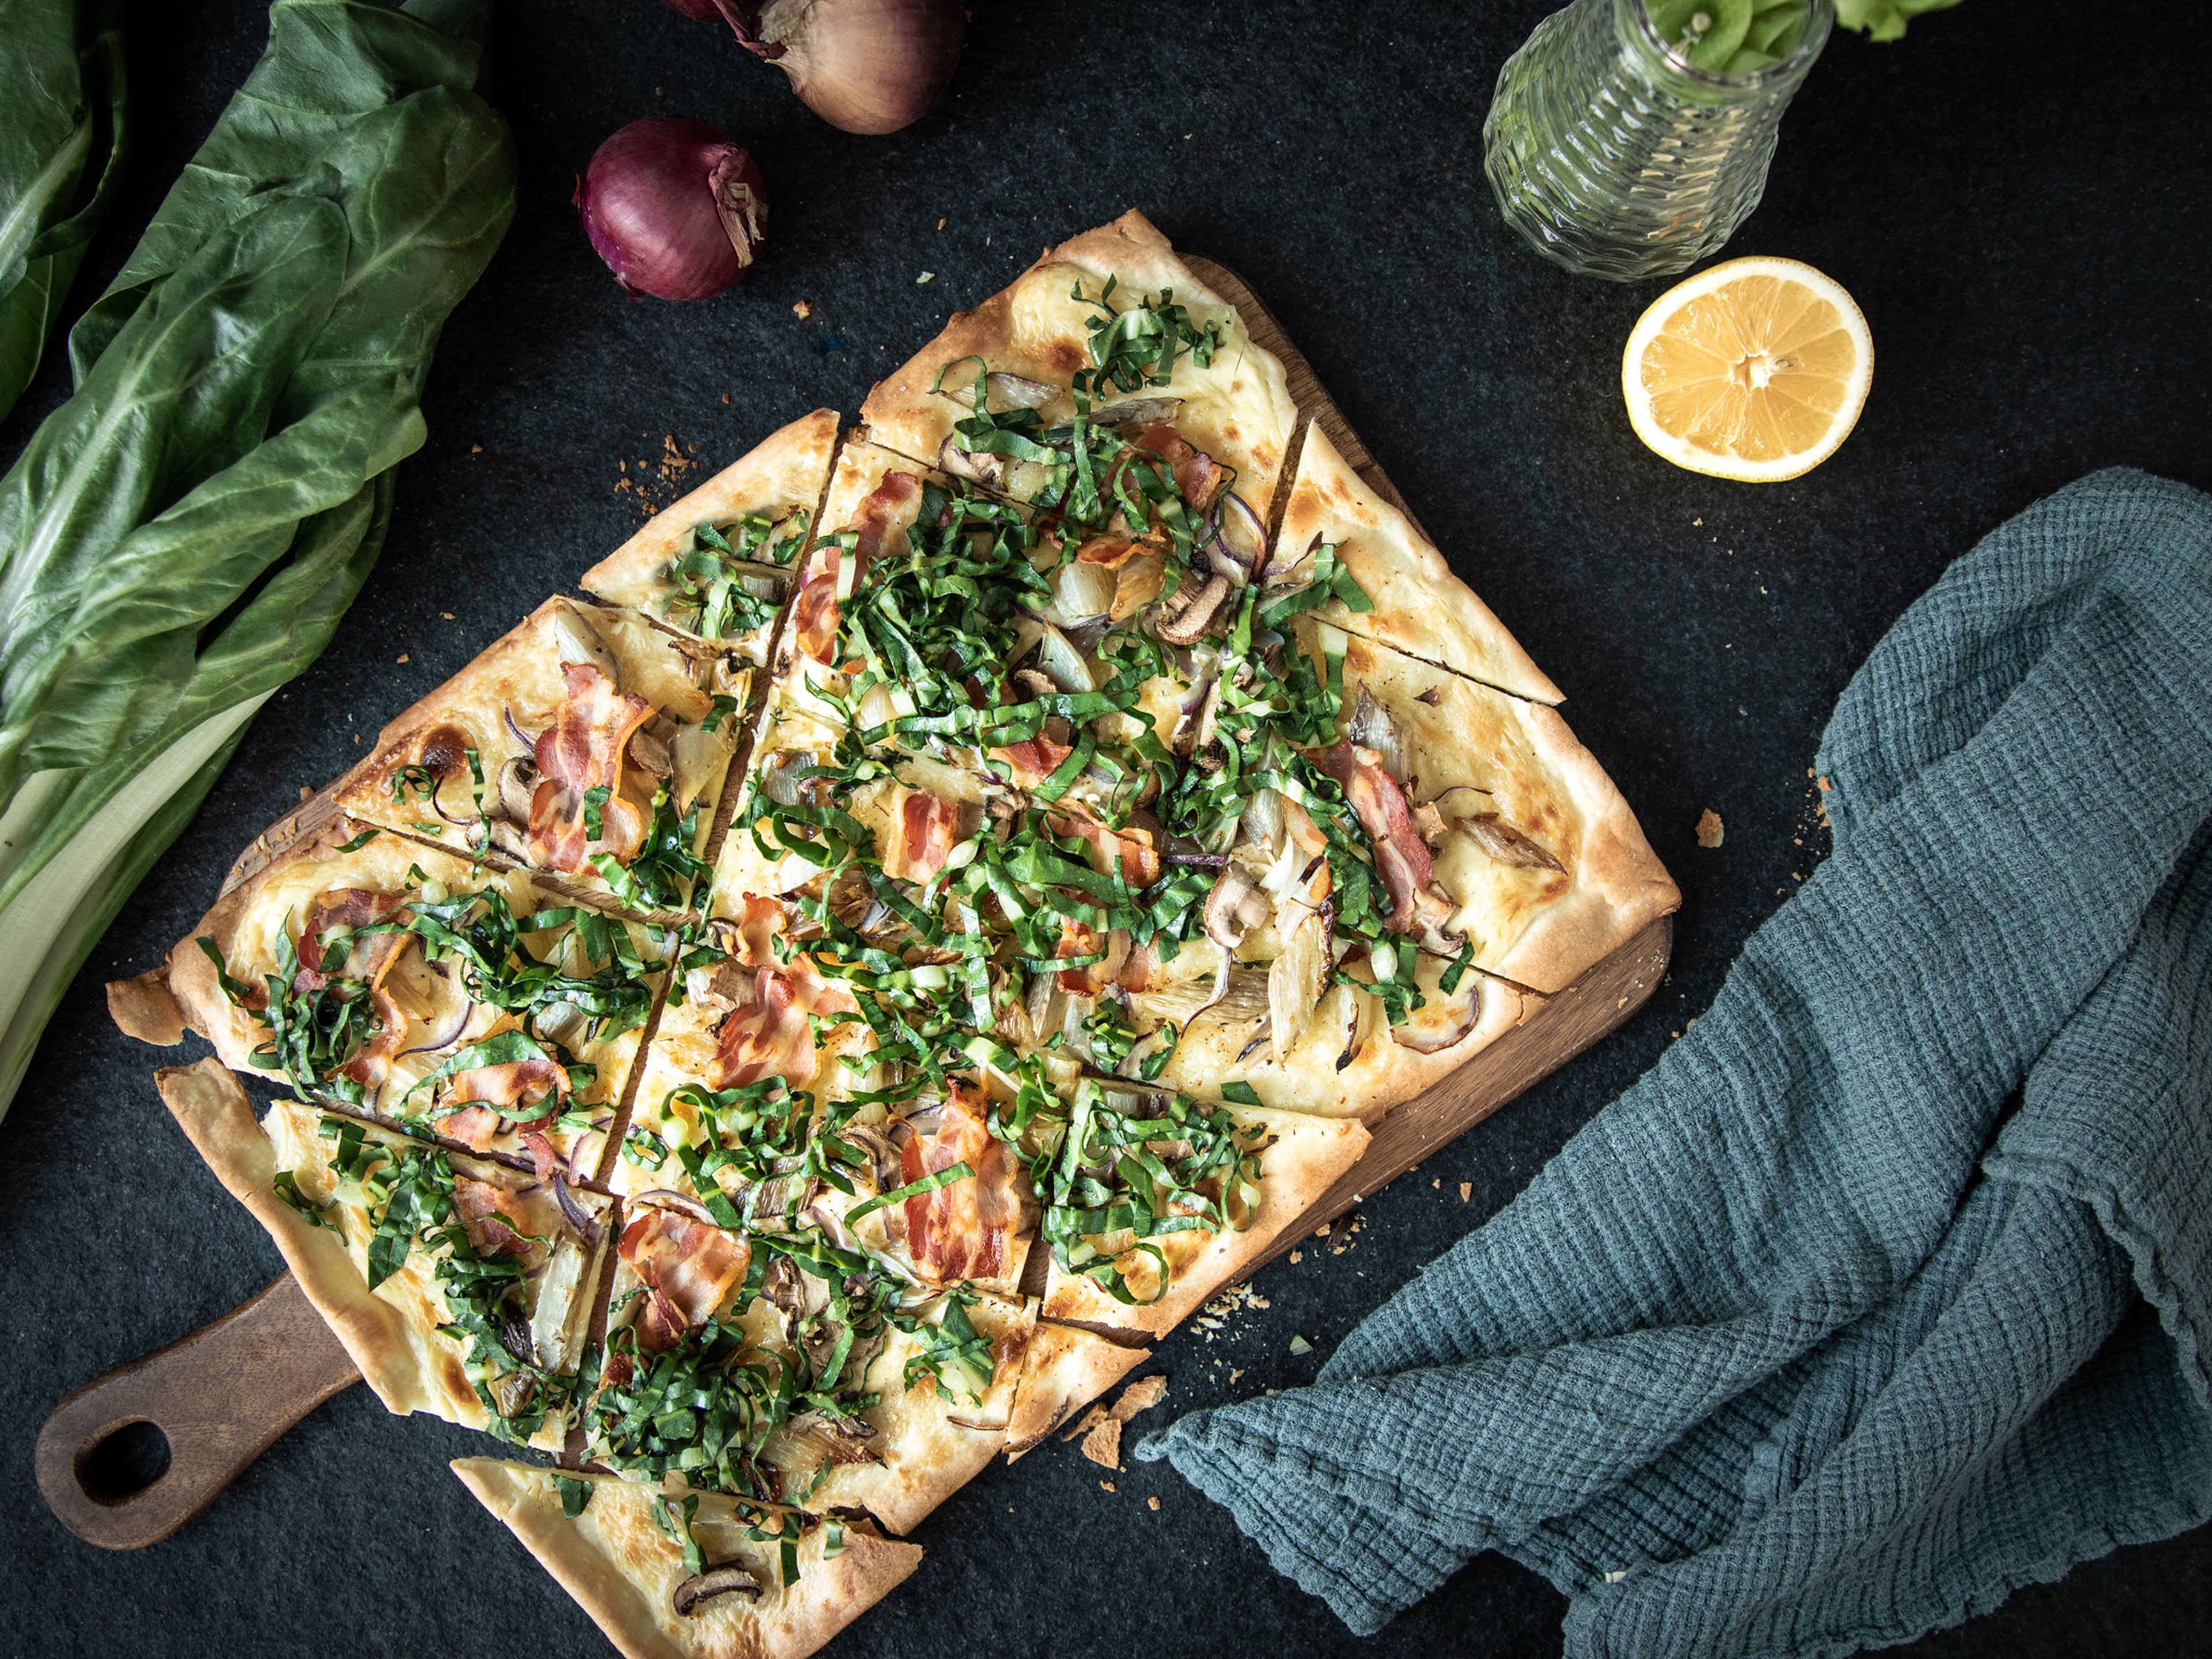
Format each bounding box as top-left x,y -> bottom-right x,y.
451,1460 -> 922,1659
155,1062 -> 605,1449
581,409 -> 840,659
1315,621 -> 1679,994
858,209 -> 1298,525
1042,1105 -> 1369,1339
1143,947 -> 1532,1120
147,812 -> 655,1171
332,597 -> 744,916
1003,1323 -> 1150,1459
1269,422 -> 1563,704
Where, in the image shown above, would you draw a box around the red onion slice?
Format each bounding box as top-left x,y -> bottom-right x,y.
503,707 -> 536,755
552,1173 -> 605,1245
631,1188 -> 719,1226
397,997 -> 475,1059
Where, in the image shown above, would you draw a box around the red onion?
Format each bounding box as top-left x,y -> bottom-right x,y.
658,0 -> 721,17
574,118 -> 767,301
715,0 -> 965,135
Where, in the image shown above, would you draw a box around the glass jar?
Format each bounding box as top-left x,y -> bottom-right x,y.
1483,0 -> 1834,282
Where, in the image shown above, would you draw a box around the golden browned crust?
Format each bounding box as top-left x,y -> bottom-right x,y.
581,409 -> 841,643
154,1062 -> 426,1418
452,1460 -> 923,1659
1003,1323 -> 1150,1460
1274,422 -> 1563,704
857,209 -> 1298,525
107,967 -> 185,1045
1043,1107 -> 1370,1339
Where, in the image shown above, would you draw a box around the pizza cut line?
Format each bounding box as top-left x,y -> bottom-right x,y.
108,210 -> 1676,1659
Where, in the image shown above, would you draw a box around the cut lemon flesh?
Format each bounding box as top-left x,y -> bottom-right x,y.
1622,256 -> 1873,483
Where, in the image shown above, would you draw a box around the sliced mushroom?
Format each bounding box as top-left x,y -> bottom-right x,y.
1202,864 -> 1274,952
489,1365 -> 536,1421
495,755 -> 540,822
1010,667 -> 1058,704
939,434 -> 1009,490
481,817 -> 529,860
1411,800 -> 1449,846
1155,574 -> 1232,646
1090,395 -> 1183,429
628,725 -> 673,779
673,1566 -> 766,1615
551,599 -> 621,685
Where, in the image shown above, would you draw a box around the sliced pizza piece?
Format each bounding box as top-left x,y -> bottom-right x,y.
1036,1078 -> 1369,1339
158,1061 -> 609,1450
334,597 -> 747,917
1259,421 -> 1563,704
859,209 -> 1298,547
119,815 -> 663,1173
1300,616 -> 1679,994
452,1460 -> 921,1659
582,408 -> 839,661
587,1198 -> 1035,1533
1002,1321 -> 1151,1460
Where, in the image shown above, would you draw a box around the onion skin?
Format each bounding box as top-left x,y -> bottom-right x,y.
658,0 -> 722,17
717,0 -> 966,135
574,117 -> 767,301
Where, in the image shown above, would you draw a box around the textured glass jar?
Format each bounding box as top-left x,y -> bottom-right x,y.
1483,0 -> 1833,281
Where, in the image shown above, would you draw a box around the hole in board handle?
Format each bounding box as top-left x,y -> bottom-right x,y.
75,1419 -> 172,1505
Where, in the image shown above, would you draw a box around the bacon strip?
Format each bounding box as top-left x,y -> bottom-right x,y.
710,967 -> 819,1090
444,1056 -> 569,1116
291,889 -> 416,1092
881,787 -> 963,882
902,1085 -> 1021,1285
791,545 -> 842,666
1049,805 -> 1160,887
990,730 -> 1073,787
849,471 -> 921,581
1313,741 -> 1434,932
527,663 -> 656,872
454,1175 -> 532,1257
1075,535 -> 1142,569
619,1209 -> 751,1351
441,1105 -> 500,1152
1055,918 -> 1130,997
1132,425 -> 1225,512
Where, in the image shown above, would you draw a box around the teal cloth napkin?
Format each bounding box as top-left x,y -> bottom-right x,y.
1137,469 -> 2212,1657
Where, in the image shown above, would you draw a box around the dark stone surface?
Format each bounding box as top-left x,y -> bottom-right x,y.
3,1 -> 2207,1654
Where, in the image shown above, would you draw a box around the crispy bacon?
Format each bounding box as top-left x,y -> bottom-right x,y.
1055,917 -> 1131,996
791,544 -> 842,666
849,471 -> 921,580
881,787 -> 963,882
902,1085 -> 1021,1285
527,663 -> 656,872
726,893 -> 785,967
710,967 -> 817,1089
521,1130 -> 560,1183
1313,741 -> 1434,932
442,1056 -> 569,1116
440,1105 -> 499,1152
619,1209 -> 751,1350
1049,805 -> 1161,887
294,889 -> 405,994
1132,425 -> 1225,512
454,1175 -> 531,1257
991,730 -> 1073,787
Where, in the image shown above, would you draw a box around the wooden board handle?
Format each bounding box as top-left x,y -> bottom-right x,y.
35,1273 -> 359,1550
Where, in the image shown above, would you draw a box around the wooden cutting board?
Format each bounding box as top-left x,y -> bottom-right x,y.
35,259 -> 1673,1551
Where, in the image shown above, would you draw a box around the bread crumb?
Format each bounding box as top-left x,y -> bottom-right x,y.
720,392 -> 731,404
298,786 -> 312,802
440,612 -> 454,620
1289,1249 -> 1301,1264
1431,1177 -> 1441,1187
792,300 -> 811,319
1289,1335 -> 1312,1355
1459,1182 -> 1472,1202
1081,1418 -> 1122,1468
469,443 -> 483,454
1817,774 -> 1833,791
1111,1375 -> 1167,1422
396,653 -> 410,665
1147,1497 -> 1161,1511
1099,1480 -> 1115,1492
916,271 -> 935,284
1060,1403 -> 1109,1442
1695,808 -> 1725,849
937,217 -> 946,230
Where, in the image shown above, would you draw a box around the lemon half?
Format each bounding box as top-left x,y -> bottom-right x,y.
1622,256 -> 1873,483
